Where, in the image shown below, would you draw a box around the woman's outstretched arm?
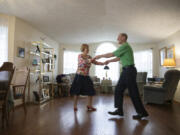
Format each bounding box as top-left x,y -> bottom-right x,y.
91,59 -> 104,65
93,53 -> 114,60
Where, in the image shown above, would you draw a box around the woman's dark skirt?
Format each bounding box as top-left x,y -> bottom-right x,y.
70,74 -> 96,96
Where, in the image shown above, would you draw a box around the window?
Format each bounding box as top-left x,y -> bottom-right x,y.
134,49 -> 153,77
63,50 -> 80,74
0,16 -> 8,66
95,43 -> 119,83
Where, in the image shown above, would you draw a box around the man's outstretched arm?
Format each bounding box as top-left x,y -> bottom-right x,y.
93,53 -> 114,60
104,57 -> 120,65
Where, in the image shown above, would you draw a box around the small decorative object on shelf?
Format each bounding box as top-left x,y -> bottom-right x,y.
29,41 -> 55,104
54,54 -> 57,60
36,45 -> 41,53
42,59 -> 46,64
32,59 -> 38,66
46,58 -> 50,63
42,89 -> 50,99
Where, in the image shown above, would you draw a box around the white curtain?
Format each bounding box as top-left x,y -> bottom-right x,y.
95,43 -> 119,83
0,16 -> 8,66
134,49 -> 153,77
63,50 -> 80,74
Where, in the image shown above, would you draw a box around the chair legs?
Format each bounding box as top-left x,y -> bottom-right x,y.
23,98 -> 27,114
12,99 -> 27,115
5,111 -> 9,127
2,104 -> 9,129
23,103 -> 27,114
2,107 -> 4,129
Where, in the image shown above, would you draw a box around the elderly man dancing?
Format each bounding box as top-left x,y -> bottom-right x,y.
93,33 -> 148,120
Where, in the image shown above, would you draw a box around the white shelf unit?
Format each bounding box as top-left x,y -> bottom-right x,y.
29,41 -> 55,104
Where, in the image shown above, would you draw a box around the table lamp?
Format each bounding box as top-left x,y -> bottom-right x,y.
104,65 -> 109,78
163,58 -> 176,68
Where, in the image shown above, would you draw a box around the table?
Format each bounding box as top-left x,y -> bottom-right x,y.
101,79 -> 114,93
101,85 -> 116,93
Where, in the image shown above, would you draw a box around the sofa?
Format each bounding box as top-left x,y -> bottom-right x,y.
144,70 -> 180,104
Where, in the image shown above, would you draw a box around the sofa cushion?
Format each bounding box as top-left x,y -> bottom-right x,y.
144,85 -> 165,92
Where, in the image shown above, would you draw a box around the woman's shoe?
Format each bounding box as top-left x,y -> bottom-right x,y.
87,106 -> 96,111
74,107 -> 78,111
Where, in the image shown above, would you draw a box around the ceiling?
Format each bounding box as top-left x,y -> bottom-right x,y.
0,0 -> 180,44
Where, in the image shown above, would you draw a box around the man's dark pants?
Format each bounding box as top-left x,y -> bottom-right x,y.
114,66 -> 148,115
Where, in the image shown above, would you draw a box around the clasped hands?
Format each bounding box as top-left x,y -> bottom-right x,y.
91,55 -> 110,65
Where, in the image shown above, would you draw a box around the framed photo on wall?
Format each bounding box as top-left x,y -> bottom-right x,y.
42,89 -> 50,99
159,47 -> 167,66
17,47 -> 25,58
167,45 -> 175,59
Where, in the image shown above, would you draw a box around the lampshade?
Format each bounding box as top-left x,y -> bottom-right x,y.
104,65 -> 110,70
163,58 -> 176,67
176,58 -> 180,68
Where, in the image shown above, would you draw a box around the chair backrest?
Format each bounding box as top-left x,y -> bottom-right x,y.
137,72 -> 147,83
162,70 -> 180,100
0,62 -> 14,72
11,67 -> 29,86
0,62 -> 14,104
11,67 -> 30,99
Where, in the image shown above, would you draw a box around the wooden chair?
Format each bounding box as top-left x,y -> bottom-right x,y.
11,67 -> 30,114
0,62 -> 14,71
0,62 -> 14,128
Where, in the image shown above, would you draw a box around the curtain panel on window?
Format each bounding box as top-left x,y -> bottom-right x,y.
0,15 -> 8,66
134,49 -> 153,77
63,50 -> 80,74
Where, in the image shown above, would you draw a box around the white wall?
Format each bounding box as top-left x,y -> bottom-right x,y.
14,17 -> 59,75
157,30 -> 180,102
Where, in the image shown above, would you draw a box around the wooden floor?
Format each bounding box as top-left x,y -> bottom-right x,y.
1,95 -> 180,135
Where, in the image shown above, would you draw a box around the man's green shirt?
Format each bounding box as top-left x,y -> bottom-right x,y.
113,42 -> 134,67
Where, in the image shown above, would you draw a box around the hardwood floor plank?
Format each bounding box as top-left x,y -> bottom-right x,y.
0,95 -> 180,135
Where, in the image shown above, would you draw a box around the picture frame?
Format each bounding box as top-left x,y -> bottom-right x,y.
159,47 -> 167,66
42,89 -> 50,99
43,76 -> 49,82
167,45 -> 175,59
17,47 -> 25,58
